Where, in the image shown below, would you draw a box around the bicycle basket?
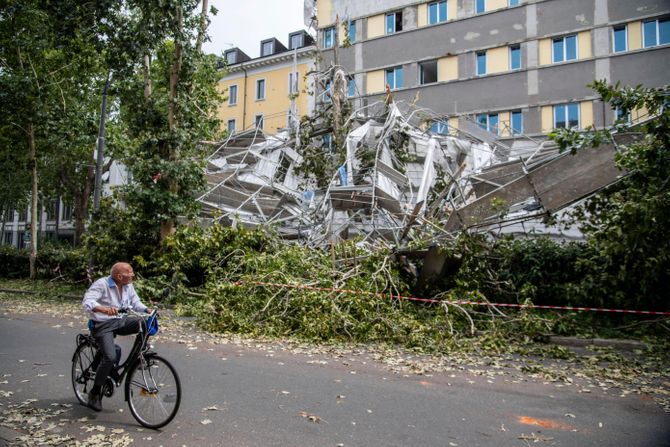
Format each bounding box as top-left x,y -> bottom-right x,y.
147,314 -> 159,336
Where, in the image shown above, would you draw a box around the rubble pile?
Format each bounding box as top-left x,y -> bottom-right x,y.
198,102 -> 626,247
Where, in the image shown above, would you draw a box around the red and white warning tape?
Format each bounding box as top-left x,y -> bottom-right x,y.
231,280 -> 670,316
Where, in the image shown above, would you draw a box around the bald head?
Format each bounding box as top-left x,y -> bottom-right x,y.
111,262 -> 132,276
111,262 -> 135,286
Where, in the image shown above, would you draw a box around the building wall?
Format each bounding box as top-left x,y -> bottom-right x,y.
218,53 -> 315,135
315,0 -> 670,136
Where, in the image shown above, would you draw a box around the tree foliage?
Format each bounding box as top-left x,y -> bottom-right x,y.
550,81 -> 670,310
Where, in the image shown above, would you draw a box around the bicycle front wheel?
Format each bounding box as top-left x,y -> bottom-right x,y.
125,355 -> 181,429
71,341 -> 98,405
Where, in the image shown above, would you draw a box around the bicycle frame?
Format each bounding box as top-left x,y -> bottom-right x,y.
79,310 -> 159,402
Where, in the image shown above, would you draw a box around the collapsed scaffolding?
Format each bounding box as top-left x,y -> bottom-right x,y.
198,70 -> 630,248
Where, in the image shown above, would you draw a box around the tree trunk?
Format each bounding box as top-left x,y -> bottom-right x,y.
28,122 -> 38,279
195,0 -> 209,54
161,6 -> 184,242
73,163 -> 95,245
143,54 -> 152,101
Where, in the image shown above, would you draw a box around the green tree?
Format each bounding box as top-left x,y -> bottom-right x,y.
550,81 -> 670,310
114,0 -> 222,243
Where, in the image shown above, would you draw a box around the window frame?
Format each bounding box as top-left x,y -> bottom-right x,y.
553,103 -> 580,129
552,34 -> 578,63
255,78 -> 266,101
347,77 -> 356,97
428,1 -> 448,25
509,44 -> 521,70
348,20 -> 356,43
476,113 -> 499,135
227,119 -> 236,133
225,50 -> 237,64
228,84 -> 238,106
419,59 -> 438,85
430,121 -> 449,135
288,71 -> 299,95
614,106 -> 631,124
511,110 -> 523,134
476,50 -> 487,76
642,18 -> 670,48
254,114 -> 264,129
386,11 -> 403,34
612,25 -> 628,53
261,41 -> 274,57
290,33 -> 303,50
323,27 -> 336,49
385,66 -> 404,90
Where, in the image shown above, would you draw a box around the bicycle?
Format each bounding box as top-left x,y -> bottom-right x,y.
71,307 -> 181,429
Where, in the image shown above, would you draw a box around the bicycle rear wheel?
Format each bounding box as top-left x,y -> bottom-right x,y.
125,355 -> 181,429
71,340 -> 98,405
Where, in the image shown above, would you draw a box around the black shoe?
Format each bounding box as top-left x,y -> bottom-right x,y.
87,392 -> 102,412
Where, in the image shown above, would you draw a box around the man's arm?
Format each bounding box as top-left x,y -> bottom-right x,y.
82,280 -> 118,316
127,285 -> 150,314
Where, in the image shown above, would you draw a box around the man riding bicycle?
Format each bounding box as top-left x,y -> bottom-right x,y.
82,262 -> 152,412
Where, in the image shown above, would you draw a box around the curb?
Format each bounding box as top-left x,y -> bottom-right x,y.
547,336 -> 648,351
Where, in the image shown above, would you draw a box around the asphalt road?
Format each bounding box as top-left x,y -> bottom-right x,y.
0,309 -> 668,446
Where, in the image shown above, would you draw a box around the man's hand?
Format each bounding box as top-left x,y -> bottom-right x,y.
94,305 -> 118,316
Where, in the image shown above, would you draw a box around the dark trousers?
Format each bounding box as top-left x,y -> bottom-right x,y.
92,317 -> 142,389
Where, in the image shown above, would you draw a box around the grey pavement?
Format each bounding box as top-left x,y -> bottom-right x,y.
0,309 -> 668,446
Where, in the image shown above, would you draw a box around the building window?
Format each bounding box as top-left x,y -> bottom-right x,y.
643,18 -> 670,48
476,0 -> 486,14
323,80 -> 332,102
615,107 -> 631,124
419,60 -> 438,84
255,79 -> 265,101
430,121 -> 449,135
509,45 -> 521,70
509,0 -> 519,6
288,72 -> 299,95
386,66 -> 404,90
386,11 -> 402,34
45,200 -> 57,221
3,231 -> 12,245
228,85 -> 237,105
61,204 -> 73,221
477,113 -> 499,135
261,41 -> 274,57
227,119 -> 236,133
511,111 -> 523,134
225,50 -> 236,64
613,25 -> 627,53
554,103 -> 580,129
347,20 -> 356,43
290,33 -> 303,50
552,35 -> 577,63
347,77 -> 356,97
18,208 -> 27,222
324,27 -> 335,49
428,1 -> 447,25
255,114 -> 264,129
322,133 -> 333,151
476,51 -> 487,76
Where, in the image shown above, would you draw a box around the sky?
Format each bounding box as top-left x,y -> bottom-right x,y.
202,0 -> 311,58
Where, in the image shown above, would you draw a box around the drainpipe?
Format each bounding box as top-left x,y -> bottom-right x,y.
242,65 -> 248,130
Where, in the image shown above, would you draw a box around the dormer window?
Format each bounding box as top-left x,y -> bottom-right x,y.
290,33 -> 303,49
225,50 -> 237,64
261,40 -> 274,57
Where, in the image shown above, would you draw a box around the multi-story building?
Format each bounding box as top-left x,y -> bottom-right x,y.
312,0 -> 670,142
218,30 -> 317,135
